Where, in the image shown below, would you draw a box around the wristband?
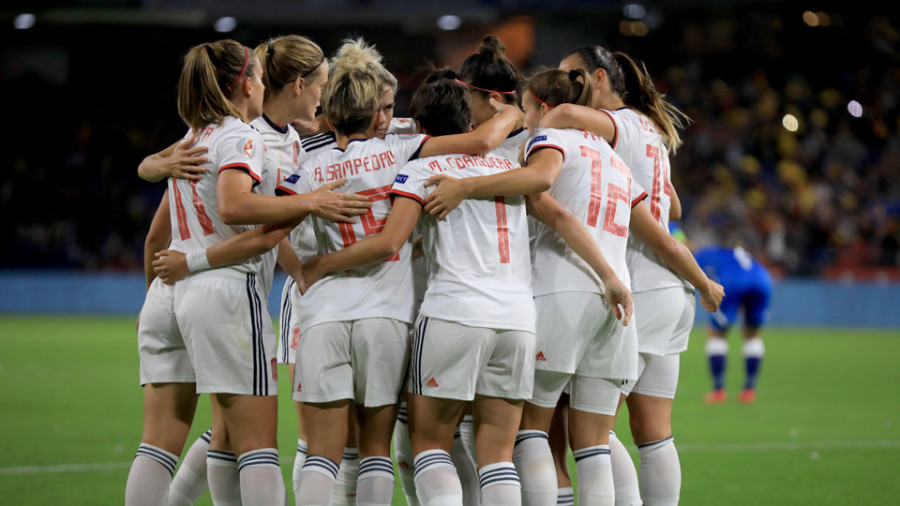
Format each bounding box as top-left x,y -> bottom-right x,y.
186,250 -> 212,273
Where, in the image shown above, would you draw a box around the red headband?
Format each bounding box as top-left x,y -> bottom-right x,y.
454,78 -> 516,95
527,88 -> 552,108
224,46 -> 250,93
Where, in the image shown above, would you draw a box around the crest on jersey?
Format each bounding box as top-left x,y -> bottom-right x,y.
284,173 -> 301,185
236,137 -> 256,158
526,135 -> 547,151
394,174 -> 408,184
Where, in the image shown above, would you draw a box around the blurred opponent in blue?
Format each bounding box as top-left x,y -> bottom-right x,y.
670,222 -> 772,403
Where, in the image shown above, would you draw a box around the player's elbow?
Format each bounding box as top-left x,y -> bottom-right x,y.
469,138 -> 493,155
219,203 -> 244,226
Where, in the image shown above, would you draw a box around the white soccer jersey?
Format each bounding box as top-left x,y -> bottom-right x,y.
167,116 -> 268,275
524,128 -> 647,297
277,134 -> 430,331
491,127 -> 529,164
392,153 -> 535,333
251,115 -> 304,295
605,108 -> 687,292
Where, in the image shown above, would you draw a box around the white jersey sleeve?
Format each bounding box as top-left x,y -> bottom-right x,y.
387,117 -> 418,135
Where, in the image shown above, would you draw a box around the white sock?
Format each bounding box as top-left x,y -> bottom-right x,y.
332,447 -> 360,505
574,445 -> 614,506
125,444 -> 177,506
237,448 -> 285,506
414,449 -> 462,506
207,450 -> 241,506
637,437 -> 680,506
358,456 -> 395,506
393,412 -> 420,506
479,461 -> 521,506
293,439 -> 308,502
459,414 -> 477,464
297,455 -> 340,506
451,429 -> 480,506
556,487 -> 574,506
609,431 -> 642,506
513,430 -> 556,506
168,429 -> 211,506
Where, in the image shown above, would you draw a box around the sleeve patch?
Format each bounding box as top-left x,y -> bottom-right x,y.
526,135 -> 548,151
394,174 -> 409,184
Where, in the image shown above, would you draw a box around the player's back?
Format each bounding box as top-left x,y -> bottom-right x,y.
278,134 -> 429,331
525,127 -> 645,297
167,116 -> 267,275
392,152 -> 534,333
609,107 -> 686,292
696,246 -> 770,292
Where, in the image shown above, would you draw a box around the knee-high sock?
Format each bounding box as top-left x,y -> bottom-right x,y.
168,429 -> 211,506
743,337 -> 764,390
237,448 -> 285,506
609,431 -> 641,506
125,443 -> 177,506
451,429 -> 480,506
574,445 -> 614,506
637,437 -> 680,506
479,461 -> 521,506
296,455 -> 340,506
358,456 -> 395,506
513,430 -> 556,506
705,338 -> 728,391
394,410 -> 420,506
414,449 -> 462,506
556,488 -> 574,506
207,450 -> 241,506
292,439 -> 308,501
332,447 -> 359,505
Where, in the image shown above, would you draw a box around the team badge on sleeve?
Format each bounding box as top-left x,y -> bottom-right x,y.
527,135 -> 548,151
236,137 -> 256,158
394,174 -> 409,184
284,173 -> 301,185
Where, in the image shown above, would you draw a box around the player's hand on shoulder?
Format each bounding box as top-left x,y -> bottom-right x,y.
165,141 -> 209,181
309,178 -> 371,223
152,249 -> 190,285
700,279 -> 725,312
604,277 -> 634,326
423,174 -> 467,220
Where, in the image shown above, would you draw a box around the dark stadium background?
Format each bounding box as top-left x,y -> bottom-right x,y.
1,0 -> 896,280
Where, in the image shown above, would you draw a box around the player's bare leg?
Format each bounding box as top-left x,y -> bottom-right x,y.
626,393 -> 679,506
296,398 -> 353,505
216,393 -> 284,505
548,397 -> 573,506
474,395 -> 525,505
287,363 -> 310,500
125,383 -> 198,506
740,325 -> 764,402
355,403 -> 400,506
408,393 -> 466,506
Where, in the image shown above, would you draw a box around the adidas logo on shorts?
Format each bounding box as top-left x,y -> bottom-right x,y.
536,351 -> 547,361
426,377 -> 439,388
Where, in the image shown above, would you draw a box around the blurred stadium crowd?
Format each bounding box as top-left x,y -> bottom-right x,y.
1,5 -> 897,279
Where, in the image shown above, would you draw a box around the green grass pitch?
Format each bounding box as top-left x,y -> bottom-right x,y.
0,315 -> 898,504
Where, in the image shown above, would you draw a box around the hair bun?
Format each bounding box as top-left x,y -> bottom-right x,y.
478,35 -> 506,58
425,68 -> 457,83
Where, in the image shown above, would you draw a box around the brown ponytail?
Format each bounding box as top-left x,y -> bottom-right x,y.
254,35 -> 324,102
177,39 -> 255,131
526,68 -> 593,108
611,51 -> 690,152
457,35 -> 523,104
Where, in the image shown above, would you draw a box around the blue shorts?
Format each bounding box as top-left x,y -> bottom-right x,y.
709,269 -> 772,331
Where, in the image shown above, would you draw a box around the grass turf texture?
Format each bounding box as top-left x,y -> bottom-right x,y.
0,316 -> 898,504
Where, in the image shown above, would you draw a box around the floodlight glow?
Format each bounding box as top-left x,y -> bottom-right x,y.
437,15 -> 462,31
14,13 -> 35,30
623,4 -> 646,20
802,11 -> 818,27
782,114 -> 799,132
847,101 -> 863,118
214,17 -> 237,33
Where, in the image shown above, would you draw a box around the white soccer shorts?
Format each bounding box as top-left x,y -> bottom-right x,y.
138,278 -> 195,385
620,352 -> 680,399
633,286 -> 696,356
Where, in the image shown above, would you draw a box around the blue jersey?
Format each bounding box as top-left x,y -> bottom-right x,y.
695,246 -> 772,331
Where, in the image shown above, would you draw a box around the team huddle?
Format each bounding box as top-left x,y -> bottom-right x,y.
125,32 -> 725,506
